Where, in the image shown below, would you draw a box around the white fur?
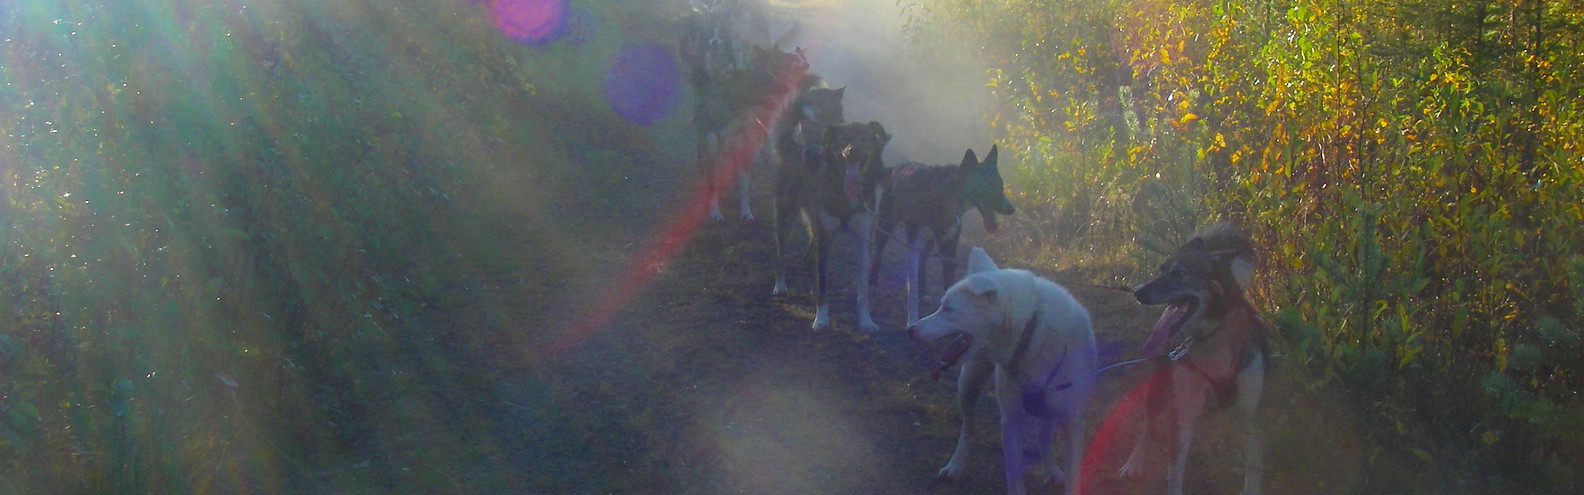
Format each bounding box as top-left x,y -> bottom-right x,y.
909,247 -> 1097,495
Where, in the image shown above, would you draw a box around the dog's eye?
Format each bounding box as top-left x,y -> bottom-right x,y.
942,304 -> 954,313
1169,267 -> 1187,279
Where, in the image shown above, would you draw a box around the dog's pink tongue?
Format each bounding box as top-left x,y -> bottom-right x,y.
930,334 -> 973,380
981,209 -> 999,233
1143,303 -> 1188,356
844,164 -> 862,200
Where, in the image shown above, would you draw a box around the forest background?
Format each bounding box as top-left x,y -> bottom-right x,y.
905,0 -> 1584,491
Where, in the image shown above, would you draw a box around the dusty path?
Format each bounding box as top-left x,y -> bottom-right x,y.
470,199 -> 1358,495
504,210 -> 1118,494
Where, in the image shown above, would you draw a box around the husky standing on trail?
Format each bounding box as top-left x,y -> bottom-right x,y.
909,247 -> 1097,495
869,145 -> 1015,326
769,71 -> 845,291
772,121 -> 890,332
678,0 -> 801,220
1120,222 -> 1267,495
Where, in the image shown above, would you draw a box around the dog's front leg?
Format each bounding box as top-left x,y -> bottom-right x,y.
941,358 -> 993,482
810,224 -> 833,330
867,213 -> 892,292
704,131 -> 725,220
1167,374 -> 1210,495
1059,404 -> 1087,495
770,201 -> 793,294
937,226 -> 960,292
737,169 -> 754,220
904,231 -> 927,325
996,373 -> 1030,495
853,213 -> 879,332
1237,353 -> 1266,495
1119,371 -> 1164,479
1034,414 -> 1062,485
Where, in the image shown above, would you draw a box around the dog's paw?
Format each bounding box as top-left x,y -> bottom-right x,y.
1037,463 -> 1066,486
1118,455 -> 1146,478
811,305 -> 831,330
740,210 -> 755,221
859,318 -> 879,333
708,205 -> 724,221
771,280 -> 788,295
935,463 -> 967,482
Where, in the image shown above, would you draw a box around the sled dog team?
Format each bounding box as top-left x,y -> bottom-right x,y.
680,2 -> 1267,494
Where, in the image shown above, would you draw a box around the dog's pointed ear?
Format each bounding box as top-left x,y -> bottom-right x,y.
960,148 -> 980,170
868,121 -> 890,145
833,86 -> 847,99
965,274 -> 1000,301
967,247 -> 998,273
1182,236 -> 1206,252
983,145 -> 999,170
1228,256 -> 1254,290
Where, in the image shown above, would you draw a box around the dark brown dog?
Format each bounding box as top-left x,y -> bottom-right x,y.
867,145 -> 1015,326
771,121 -> 890,332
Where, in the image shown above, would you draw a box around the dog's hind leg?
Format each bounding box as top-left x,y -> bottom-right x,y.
940,357 -> 993,482
1236,353 -> 1266,495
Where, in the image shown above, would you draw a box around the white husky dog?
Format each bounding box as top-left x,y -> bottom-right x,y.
908,247 -> 1097,495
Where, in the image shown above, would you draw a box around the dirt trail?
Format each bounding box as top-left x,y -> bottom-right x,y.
481,194 -> 1358,495
456,131 -> 1197,492
515,208 -> 1095,494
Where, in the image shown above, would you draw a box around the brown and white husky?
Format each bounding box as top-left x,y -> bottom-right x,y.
771,121 -> 890,332
1120,222 -> 1267,495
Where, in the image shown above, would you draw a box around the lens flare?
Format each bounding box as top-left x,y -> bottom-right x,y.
1078,367 -> 1172,494
488,0 -> 567,45
543,59 -> 807,361
604,42 -> 681,125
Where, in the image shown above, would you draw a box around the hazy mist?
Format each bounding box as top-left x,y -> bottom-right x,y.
761,0 -> 996,166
